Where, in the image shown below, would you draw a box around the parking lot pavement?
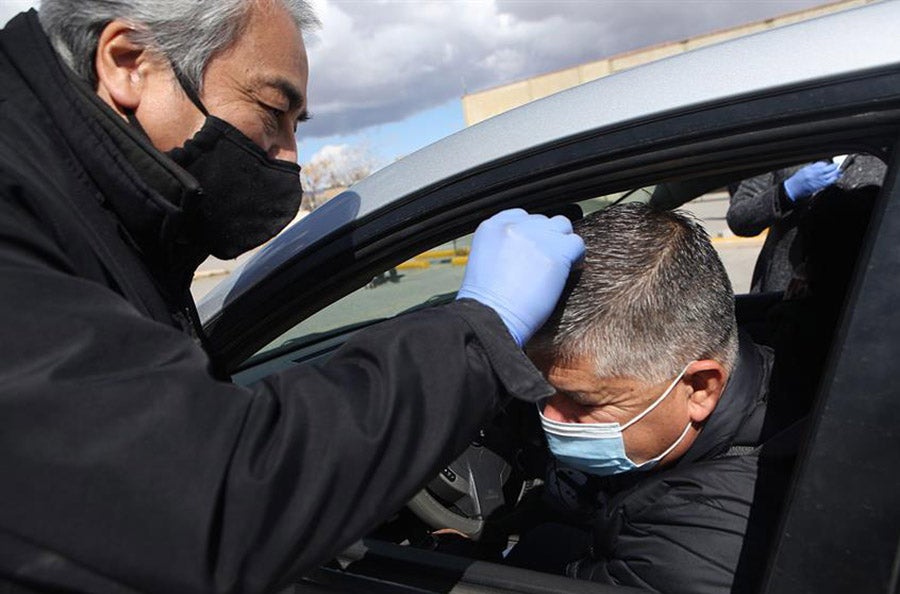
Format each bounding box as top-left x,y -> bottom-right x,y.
714,238 -> 763,294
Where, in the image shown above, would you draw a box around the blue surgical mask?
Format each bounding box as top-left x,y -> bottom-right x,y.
539,364 -> 693,477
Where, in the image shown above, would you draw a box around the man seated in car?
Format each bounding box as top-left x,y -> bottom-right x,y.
508,203 -> 800,594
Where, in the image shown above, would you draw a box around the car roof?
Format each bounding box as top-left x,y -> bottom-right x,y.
199,1 -> 900,322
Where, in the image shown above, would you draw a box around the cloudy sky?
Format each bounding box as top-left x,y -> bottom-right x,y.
2,0 -> 833,168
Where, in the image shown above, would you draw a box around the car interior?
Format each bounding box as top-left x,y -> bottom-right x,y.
173,24 -> 900,588
230,144 -> 890,592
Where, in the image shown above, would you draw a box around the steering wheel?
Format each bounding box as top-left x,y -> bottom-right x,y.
408,441 -> 513,539
406,400 -> 542,540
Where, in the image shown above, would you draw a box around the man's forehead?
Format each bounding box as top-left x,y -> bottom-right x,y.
539,354 -> 681,410
539,357 -> 639,400
226,0 -> 309,97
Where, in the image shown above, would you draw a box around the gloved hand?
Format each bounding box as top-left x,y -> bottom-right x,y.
457,209 -> 585,347
783,161 -> 842,201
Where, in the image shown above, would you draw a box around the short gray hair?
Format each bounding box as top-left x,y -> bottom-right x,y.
39,0 -> 319,91
530,203 -> 738,384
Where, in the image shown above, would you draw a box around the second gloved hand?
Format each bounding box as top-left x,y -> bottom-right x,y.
784,161 -> 842,201
457,209 -> 585,347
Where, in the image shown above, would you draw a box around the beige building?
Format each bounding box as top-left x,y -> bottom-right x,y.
462,0 -> 878,126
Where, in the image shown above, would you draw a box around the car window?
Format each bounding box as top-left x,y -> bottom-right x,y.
252,149 -> 887,362
254,236 -> 470,358
252,188 -> 652,360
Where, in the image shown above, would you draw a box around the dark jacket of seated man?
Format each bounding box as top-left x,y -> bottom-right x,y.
514,204 -> 802,594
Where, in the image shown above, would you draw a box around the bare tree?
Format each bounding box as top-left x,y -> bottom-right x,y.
301,144 -> 377,209
301,156 -> 334,210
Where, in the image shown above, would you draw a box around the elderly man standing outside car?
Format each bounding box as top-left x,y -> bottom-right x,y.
507,204 -> 801,594
0,1 -> 583,593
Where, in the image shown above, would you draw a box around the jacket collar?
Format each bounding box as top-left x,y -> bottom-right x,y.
676,330 -> 772,464
0,10 -> 207,290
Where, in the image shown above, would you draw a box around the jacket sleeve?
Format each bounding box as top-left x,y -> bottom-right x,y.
0,195 -> 552,593
726,170 -> 791,237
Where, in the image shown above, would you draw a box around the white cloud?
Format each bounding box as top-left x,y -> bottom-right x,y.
300,0 -> 830,138
4,0 -> 831,141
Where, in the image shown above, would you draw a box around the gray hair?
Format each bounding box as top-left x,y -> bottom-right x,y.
38,0 -> 319,91
530,203 -> 738,384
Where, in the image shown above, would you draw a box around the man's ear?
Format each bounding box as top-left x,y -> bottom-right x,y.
94,20 -> 147,114
684,359 -> 728,424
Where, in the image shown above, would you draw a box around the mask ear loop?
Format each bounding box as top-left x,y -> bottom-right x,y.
170,62 -> 210,117
124,61 -> 209,136
620,362 -> 693,432
634,421 -> 692,469
125,109 -> 149,137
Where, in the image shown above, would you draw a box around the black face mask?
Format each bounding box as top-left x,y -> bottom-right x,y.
130,71 -> 303,259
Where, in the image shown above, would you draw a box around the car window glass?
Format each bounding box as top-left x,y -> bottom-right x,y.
253,236 -> 470,359
252,188 -> 652,360
674,184 -> 761,294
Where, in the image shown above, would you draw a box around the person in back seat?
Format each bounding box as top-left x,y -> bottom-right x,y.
507,203 -> 800,594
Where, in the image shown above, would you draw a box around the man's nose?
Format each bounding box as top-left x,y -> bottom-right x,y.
271,141 -> 298,163
270,123 -> 299,162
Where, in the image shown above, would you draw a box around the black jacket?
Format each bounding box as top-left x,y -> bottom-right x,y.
727,156 -> 885,293
0,11 -> 552,594
558,334 -> 798,594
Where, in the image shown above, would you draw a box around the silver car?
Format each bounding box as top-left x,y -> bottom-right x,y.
200,3 -> 900,592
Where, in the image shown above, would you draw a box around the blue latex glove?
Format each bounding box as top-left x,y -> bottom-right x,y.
783,161 -> 842,201
457,209 -> 585,347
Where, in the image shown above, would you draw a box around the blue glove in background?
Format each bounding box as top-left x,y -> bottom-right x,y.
457,209 -> 585,347
784,161 -> 842,201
